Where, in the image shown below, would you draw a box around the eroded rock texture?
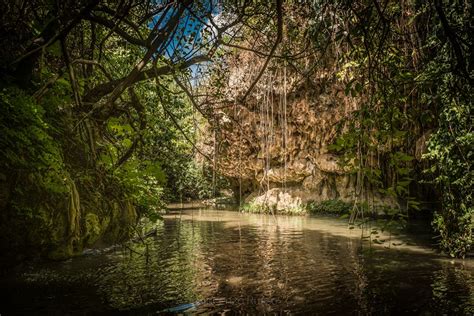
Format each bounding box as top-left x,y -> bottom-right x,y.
200,53 -> 396,210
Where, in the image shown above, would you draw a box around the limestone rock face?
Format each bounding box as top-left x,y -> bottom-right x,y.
246,188 -> 308,212
265,160 -> 313,183
313,154 -> 345,174
200,51 -> 397,210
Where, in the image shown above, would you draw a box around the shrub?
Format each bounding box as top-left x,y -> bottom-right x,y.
306,199 -> 352,215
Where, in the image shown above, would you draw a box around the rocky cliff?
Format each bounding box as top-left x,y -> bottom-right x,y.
201,52 -> 401,212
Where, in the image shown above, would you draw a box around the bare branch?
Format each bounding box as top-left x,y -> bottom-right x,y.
173,75 -> 208,118
72,59 -> 114,81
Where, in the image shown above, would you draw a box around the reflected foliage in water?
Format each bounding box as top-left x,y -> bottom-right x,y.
1,209 -> 473,314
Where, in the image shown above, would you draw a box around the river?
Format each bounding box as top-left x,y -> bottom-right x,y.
1,206 -> 473,314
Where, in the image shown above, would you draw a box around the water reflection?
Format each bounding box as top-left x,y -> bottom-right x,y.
1,209 -> 473,314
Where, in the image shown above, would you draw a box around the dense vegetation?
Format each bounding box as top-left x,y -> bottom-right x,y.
0,0 -> 223,264
310,0 -> 473,257
0,0 -> 471,265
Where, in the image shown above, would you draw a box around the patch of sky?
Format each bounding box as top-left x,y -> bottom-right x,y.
149,0 -> 220,80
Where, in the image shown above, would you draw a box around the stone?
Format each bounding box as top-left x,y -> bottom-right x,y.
249,188 -> 306,212
302,171 -> 325,191
265,159 -> 313,183
313,154 -> 345,174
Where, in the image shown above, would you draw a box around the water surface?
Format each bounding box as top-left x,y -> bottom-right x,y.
1,208 -> 473,315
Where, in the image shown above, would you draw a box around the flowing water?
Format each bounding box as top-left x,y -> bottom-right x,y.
1,207 -> 473,315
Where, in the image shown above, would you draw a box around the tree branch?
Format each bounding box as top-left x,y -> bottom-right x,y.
101,0 -> 192,109
13,0 -> 100,66
84,54 -> 210,103
239,0 -> 283,103
433,0 -> 473,83
157,82 -> 213,162
84,13 -> 149,47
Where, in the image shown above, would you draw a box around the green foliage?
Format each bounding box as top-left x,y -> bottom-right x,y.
239,202 -> 263,213
0,0 -> 231,264
133,80 -> 227,202
417,1 -> 473,258
330,47 -> 419,213
0,87 -> 69,209
314,0 -> 472,256
113,160 -> 166,223
0,87 -> 64,174
1,0 -> 470,262
423,76 -> 473,257
306,199 -> 352,216
240,201 -> 307,215
173,161 -> 216,200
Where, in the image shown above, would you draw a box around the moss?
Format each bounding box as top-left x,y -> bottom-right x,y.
84,213 -> 101,246
100,200 -> 137,244
0,87 -> 141,266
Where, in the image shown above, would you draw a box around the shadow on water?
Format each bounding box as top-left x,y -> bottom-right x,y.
0,208 -> 473,315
